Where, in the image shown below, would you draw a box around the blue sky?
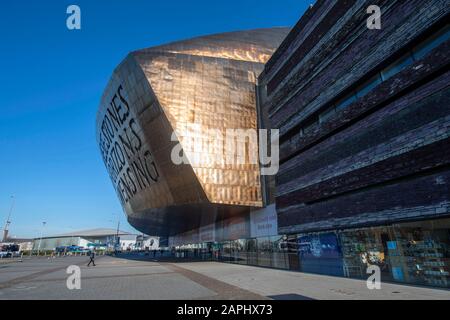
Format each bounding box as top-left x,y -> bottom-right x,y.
0,0 -> 310,238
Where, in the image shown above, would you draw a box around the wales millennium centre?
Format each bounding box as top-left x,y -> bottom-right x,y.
97,0 -> 450,289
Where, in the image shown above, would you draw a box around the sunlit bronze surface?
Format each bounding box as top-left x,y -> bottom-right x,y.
96,28 -> 288,236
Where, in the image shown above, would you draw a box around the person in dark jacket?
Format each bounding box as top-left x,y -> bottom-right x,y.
87,250 -> 96,267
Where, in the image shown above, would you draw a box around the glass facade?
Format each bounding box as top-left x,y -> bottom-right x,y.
298,232 -> 344,277
173,217 -> 450,288
337,219 -> 450,287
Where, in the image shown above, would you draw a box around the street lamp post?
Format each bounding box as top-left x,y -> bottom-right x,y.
109,214 -> 121,253
2,195 -> 15,242
115,219 -> 120,251
37,221 -> 46,256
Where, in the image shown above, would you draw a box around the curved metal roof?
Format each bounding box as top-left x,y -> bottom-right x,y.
96,28 -> 289,236
134,27 -> 290,63
39,228 -> 132,239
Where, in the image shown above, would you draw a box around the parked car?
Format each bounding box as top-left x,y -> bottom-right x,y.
55,245 -> 89,254
0,251 -> 12,258
55,246 -> 67,253
0,244 -> 20,258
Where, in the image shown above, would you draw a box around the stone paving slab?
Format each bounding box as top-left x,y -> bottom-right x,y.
0,256 -> 88,288
175,262 -> 450,300
0,255 -> 449,300
0,273 -> 215,300
36,264 -> 170,281
0,256 -> 217,300
163,263 -> 267,300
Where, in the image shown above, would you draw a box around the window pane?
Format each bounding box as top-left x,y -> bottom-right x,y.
335,92 -> 357,111
303,119 -> 318,134
271,235 -> 288,269
246,238 -> 258,265
286,234 -> 300,270
221,241 -> 232,262
381,52 -> 414,81
319,107 -> 336,124
298,232 -> 344,276
355,73 -> 382,98
235,239 -> 247,265
339,227 -> 393,280
390,219 -> 450,288
257,237 -> 272,267
413,24 -> 450,60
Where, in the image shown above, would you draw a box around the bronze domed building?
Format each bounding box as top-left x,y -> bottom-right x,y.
96,28 -> 288,238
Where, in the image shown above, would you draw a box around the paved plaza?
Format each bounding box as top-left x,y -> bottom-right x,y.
0,255 -> 449,300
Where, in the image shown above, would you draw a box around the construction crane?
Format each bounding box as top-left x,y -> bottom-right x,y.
2,196 -> 15,242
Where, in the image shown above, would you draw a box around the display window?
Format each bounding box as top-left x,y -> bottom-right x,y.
338,227 -> 393,281
390,219 -> 450,288
172,218 -> 450,288
270,235 -> 289,269
337,218 -> 450,288
297,232 -> 344,276
234,239 -> 247,265
246,238 -> 258,265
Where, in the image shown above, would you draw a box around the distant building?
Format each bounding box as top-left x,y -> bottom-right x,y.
32,228 -> 134,251
136,235 -> 160,250
94,1 -> 450,289
118,234 -> 137,251
95,28 -> 288,241
19,241 -> 33,252
1,237 -> 33,252
12,238 -> 33,251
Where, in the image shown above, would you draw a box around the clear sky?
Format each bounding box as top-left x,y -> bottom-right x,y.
0,0 -> 310,238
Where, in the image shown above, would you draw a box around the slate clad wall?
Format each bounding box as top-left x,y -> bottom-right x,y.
257,0 -> 450,234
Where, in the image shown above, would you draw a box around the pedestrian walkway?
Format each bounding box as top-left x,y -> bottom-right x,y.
0,255 -> 448,300
172,261 -> 450,300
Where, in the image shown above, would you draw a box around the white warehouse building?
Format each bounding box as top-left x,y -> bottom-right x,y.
32,228 -> 159,251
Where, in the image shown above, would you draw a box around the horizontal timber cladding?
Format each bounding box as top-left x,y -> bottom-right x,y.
277,169 -> 450,234
277,72 -> 450,190
278,44 -> 450,161
263,0 -> 330,77
277,136 -> 450,208
267,0 -> 449,131
257,0 -> 450,234
266,0 -> 358,94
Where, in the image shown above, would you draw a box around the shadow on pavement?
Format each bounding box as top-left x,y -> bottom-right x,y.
268,293 -> 316,300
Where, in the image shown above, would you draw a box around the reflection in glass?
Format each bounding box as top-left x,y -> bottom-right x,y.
246,238 -> 258,266
271,235 -> 288,269
257,237 -> 272,267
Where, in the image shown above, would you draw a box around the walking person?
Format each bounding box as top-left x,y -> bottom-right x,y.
87,250 -> 96,267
